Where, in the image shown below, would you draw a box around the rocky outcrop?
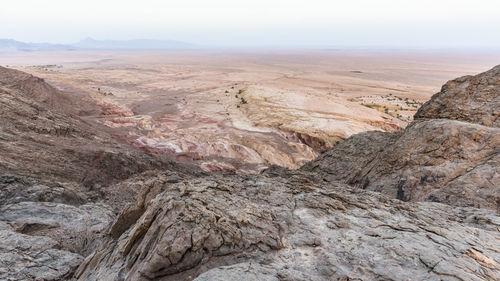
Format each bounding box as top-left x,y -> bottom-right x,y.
0,226 -> 83,281
76,173 -> 500,281
300,130 -> 400,182
349,120 -> 499,208
0,174 -> 114,280
0,67 -> 201,280
414,65 -> 499,127
2,65 -> 500,281
303,120 -> 500,209
302,65 -> 500,210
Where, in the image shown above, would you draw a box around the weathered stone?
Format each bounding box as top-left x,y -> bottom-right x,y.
75,174 -> 500,281
414,65 -> 500,127
0,174 -> 86,207
300,130 -> 399,183
0,228 -> 83,281
302,65 -> 500,210
0,174 -> 115,280
2,62 -> 500,281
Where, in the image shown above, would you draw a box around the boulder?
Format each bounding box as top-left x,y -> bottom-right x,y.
414,65 -> 499,127
302,65 -> 500,210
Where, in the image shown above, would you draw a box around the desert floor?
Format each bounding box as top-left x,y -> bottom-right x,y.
2,49 -> 499,172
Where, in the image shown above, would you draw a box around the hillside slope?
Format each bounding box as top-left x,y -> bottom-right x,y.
0,66 -> 199,188
0,66 -> 499,281
76,66 -> 500,280
302,65 -> 500,210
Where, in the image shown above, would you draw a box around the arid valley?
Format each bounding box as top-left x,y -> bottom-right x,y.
2,0 -> 500,279
1,48 -> 500,281
2,50 -> 498,172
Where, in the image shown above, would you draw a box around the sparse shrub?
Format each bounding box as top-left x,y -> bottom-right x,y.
241,98 -> 247,104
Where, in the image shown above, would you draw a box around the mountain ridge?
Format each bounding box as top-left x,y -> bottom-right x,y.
0,38 -> 196,52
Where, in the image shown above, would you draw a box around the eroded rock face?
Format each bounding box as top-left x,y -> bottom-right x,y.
414,65 -> 499,127
2,64 -> 500,281
76,173 -> 500,281
0,174 -> 115,280
0,226 -> 83,281
0,67 -> 203,280
300,130 -> 400,182
302,65 -> 500,210
0,174 -> 86,206
350,120 -> 499,207
303,120 -> 500,209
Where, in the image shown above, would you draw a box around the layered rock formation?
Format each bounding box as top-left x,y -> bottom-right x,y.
0,174 -> 113,280
303,66 -> 500,210
76,173 -> 500,281
0,67 -> 201,280
0,65 -> 499,280
414,65 -> 499,127
76,66 -> 500,280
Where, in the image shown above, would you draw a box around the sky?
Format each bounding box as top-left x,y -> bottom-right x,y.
1,0 -> 500,48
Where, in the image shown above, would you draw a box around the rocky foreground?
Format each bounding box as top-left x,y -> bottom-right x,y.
0,65 -> 499,280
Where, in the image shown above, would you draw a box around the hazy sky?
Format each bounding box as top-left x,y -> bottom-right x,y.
1,0 -> 500,48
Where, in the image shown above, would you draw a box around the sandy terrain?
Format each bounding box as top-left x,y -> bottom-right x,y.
1,49 -> 498,172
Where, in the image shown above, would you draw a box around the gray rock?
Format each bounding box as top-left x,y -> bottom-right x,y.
0,175 -> 115,280
75,174 -> 500,281
351,120 -> 499,208
302,65 -> 500,210
0,201 -> 114,255
300,130 -> 399,183
194,263 -> 279,281
0,174 -> 86,207
0,229 -> 83,280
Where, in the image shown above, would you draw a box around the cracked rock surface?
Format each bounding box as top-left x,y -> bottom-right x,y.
302,66 -> 500,210
1,65 -> 499,281
0,175 -> 114,280
414,65 -> 499,127
76,173 -> 500,281
0,225 -> 83,281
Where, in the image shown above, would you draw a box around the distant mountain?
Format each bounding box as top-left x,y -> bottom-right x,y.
72,37 -> 195,50
0,39 -> 75,52
0,38 -> 196,52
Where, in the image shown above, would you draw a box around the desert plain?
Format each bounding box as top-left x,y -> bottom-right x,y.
2,49 -> 499,172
